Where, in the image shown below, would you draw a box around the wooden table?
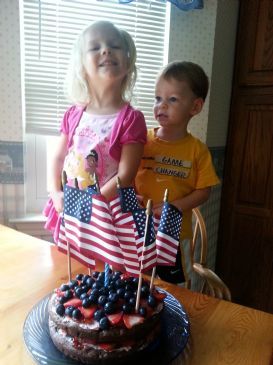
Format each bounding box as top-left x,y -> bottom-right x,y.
1,224 -> 273,365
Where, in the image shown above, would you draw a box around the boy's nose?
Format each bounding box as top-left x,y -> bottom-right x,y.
159,100 -> 168,109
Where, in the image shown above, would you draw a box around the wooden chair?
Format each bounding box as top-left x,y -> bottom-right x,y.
181,207 -> 231,301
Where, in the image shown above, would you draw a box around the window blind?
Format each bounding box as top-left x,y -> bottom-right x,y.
21,0 -> 169,135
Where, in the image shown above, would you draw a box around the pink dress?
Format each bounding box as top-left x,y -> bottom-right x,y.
43,103 -> 147,242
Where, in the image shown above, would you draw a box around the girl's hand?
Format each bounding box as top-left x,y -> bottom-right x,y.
50,191 -> 64,214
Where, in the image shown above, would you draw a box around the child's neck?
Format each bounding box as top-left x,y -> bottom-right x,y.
86,88 -> 126,115
156,126 -> 189,141
86,99 -> 125,115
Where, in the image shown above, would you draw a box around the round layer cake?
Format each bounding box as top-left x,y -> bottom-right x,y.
48,271 -> 166,364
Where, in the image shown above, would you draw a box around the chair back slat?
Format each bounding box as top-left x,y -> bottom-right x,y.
185,208 -> 231,301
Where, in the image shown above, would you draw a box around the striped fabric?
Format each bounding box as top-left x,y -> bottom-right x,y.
58,220 -> 95,269
62,185 -> 125,271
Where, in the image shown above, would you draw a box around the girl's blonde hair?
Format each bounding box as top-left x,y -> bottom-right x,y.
65,21 -> 137,105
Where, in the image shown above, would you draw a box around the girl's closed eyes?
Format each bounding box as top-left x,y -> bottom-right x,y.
87,42 -> 122,52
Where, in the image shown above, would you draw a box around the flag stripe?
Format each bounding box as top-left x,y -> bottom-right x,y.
64,229 -> 125,270
62,186 -> 126,271
156,246 -> 177,262
156,232 -> 179,250
155,202 -> 182,266
109,195 -> 141,276
64,215 -> 122,251
58,226 -> 95,268
64,224 -> 124,259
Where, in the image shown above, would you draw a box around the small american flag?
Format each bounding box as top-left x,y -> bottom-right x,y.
110,185 -> 157,273
57,219 -> 95,269
156,202 -> 182,265
136,212 -> 157,272
63,185 -> 125,271
109,195 -> 140,276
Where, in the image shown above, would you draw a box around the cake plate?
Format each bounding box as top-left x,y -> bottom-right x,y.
23,289 -> 190,365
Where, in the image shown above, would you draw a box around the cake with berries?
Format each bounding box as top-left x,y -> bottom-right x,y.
48,271 -> 166,364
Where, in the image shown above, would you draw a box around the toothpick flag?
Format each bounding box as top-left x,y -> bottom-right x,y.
156,201 -> 182,265
109,195 -> 140,276
109,182 -> 158,275
132,208 -> 157,271
116,181 -> 157,270
62,184 -> 124,271
135,199 -> 155,311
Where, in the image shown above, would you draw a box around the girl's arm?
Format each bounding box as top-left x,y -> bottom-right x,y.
48,133 -> 68,213
153,187 -> 211,215
100,143 -> 144,200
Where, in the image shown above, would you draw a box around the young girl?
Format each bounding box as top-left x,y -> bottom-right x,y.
44,21 -> 147,242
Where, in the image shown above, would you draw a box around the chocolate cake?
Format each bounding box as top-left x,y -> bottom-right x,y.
48,271 -> 166,364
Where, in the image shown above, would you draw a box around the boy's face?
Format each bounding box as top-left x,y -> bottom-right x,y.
154,76 -> 203,129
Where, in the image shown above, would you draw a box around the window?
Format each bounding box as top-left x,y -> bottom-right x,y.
20,0 -> 170,212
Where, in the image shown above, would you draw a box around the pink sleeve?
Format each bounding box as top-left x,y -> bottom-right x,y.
120,108 -> 147,145
59,105 -> 85,149
109,104 -> 147,161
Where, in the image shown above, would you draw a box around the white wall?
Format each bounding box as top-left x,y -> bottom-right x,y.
0,0 -> 23,142
0,0 -> 24,223
168,0 -> 239,146
168,0 -> 217,142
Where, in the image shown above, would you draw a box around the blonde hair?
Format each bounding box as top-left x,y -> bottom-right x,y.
65,21 -> 137,105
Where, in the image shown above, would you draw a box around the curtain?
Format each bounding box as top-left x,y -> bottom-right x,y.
119,0 -> 203,11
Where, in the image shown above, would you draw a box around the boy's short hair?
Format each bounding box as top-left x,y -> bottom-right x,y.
159,61 -> 209,101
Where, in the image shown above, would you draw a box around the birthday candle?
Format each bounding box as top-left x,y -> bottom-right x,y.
104,263 -> 110,287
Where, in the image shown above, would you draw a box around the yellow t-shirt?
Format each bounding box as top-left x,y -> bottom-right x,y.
135,129 -> 220,239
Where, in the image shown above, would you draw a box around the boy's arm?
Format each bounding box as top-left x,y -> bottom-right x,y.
153,187 -> 211,215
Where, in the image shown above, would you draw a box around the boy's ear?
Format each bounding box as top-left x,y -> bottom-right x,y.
191,98 -> 204,116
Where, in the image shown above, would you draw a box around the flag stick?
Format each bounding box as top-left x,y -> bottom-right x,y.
116,176 -> 121,189
149,266 -> 156,291
69,177 -> 79,279
62,170 -> 68,186
93,173 -> 110,284
150,189 -> 169,291
135,199 -> 153,312
61,170 -> 72,281
67,242 -> 72,281
93,172 -> 100,193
